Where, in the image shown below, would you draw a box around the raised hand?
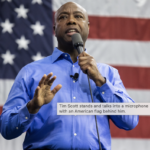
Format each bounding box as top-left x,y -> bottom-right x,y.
27,72 -> 62,114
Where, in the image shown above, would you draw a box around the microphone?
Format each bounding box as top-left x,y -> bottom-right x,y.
72,33 -> 87,74
70,73 -> 79,81
72,33 -> 84,54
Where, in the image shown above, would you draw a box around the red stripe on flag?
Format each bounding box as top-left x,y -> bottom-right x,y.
0,106 -> 2,115
110,116 -> 150,138
112,66 -> 150,89
53,11 -> 150,41
89,16 -> 150,41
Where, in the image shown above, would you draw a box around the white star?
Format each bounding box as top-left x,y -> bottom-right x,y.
32,0 -> 42,4
15,5 -> 29,19
16,36 -> 30,50
1,19 -> 14,33
1,50 -> 15,65
32,52 -> 45,61
1,0 -> 12,2
30,21 -> 45,36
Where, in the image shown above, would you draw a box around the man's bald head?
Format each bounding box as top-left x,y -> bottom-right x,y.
54,2 -> 89,24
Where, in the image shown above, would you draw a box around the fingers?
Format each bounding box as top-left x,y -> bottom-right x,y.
39,72 -> 56,87
78,52 -> 93,63
80,64 -> 90,74
78,55 -> 94,72
78,59 -> 91,66
39,74 -> 47,86
34,86 -> 40,97
44,72 -> 53,84
78,51 -> 89,57
47,76 -> 56,86
51,84 -> 62,95
78,52 -> 98,76
78,52 -> 96,67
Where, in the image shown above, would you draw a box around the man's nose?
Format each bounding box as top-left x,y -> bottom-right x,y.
66,15 -> 76,25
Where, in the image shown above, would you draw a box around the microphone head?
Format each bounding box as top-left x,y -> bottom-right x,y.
72,33 -> 83,48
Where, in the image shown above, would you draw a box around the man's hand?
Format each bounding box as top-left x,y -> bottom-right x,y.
78,51 -> 106,87
27,72 -> 62,114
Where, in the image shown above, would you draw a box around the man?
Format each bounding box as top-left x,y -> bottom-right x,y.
0,2 -> 138,150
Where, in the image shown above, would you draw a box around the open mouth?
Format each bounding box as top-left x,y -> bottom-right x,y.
65,29 -> 79,36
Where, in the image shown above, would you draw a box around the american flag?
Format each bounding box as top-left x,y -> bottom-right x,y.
0,0 -> 150,150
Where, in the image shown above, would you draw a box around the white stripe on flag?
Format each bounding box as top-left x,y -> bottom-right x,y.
112,138 -> 150,150
86,40 -> 150,67
127,89 -> 150,103
0,80 -> 150,106
54,36 -> 150,67
0,133 -> 25,150
0,79 -> 14,105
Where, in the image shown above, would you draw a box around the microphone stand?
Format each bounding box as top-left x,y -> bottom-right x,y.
72,33 -> 102,150
87,75 -> 102,150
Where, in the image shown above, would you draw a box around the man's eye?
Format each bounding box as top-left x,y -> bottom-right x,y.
75,15 -> 83,18
59,16 -> 67,19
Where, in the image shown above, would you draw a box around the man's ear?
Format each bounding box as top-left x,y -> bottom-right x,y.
53,25 -> 56,37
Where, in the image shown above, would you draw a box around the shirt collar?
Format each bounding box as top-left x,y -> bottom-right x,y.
51,47 -> 64,63
51,47 -> 87,63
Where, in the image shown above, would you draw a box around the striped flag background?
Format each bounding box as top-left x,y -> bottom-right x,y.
0,0 -> 150,149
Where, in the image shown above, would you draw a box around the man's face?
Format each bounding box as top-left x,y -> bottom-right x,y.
54,2 -> 89,46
